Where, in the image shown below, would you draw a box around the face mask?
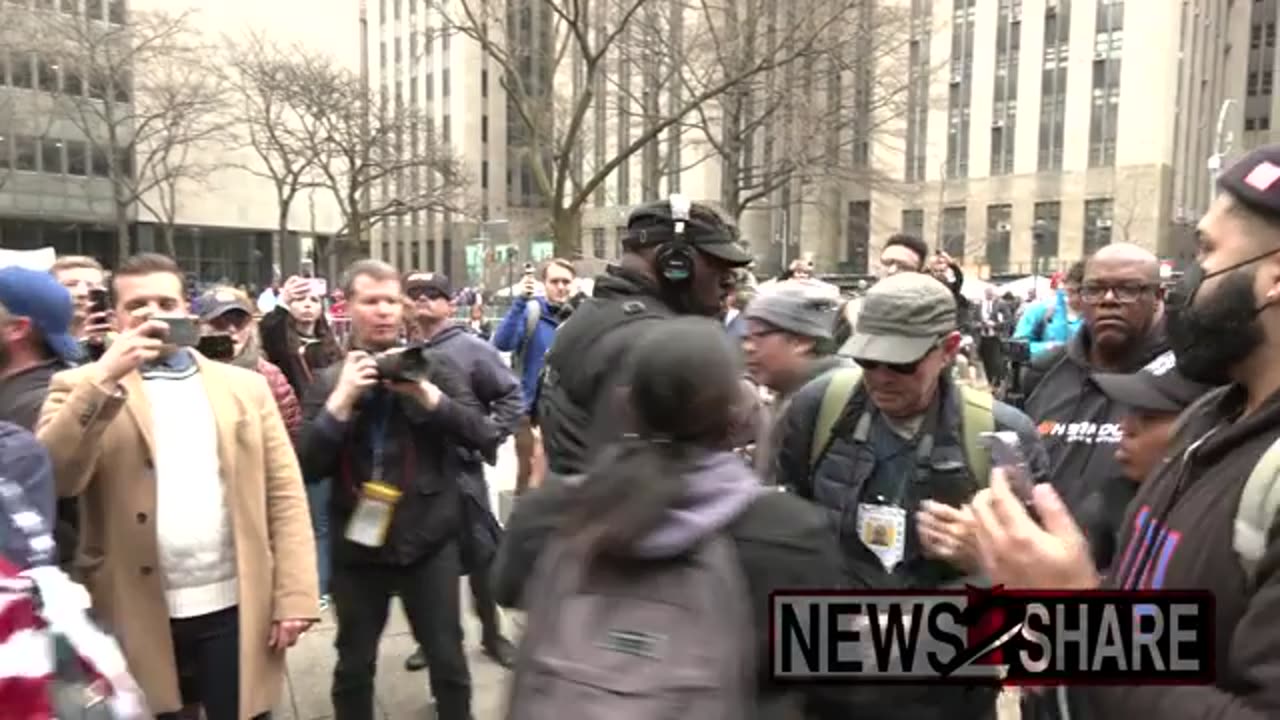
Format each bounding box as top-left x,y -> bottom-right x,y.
1166,248 -> 1280,384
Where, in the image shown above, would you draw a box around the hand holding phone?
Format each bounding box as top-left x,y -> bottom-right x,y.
980,431 -> 1037,514
155,316 -> 200,347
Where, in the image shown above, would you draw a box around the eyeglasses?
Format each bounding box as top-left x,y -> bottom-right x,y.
1079,283 -> 1158,304
406,286 -> 447,301
853,340 -> 941,375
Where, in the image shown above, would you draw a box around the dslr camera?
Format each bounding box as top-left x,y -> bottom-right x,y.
373,347 -> 433,382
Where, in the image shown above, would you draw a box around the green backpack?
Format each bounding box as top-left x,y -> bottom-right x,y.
808,367 -> 995,484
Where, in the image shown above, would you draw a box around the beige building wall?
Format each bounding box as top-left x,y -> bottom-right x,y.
840,0 -> 1251,280
131,0 -> 361,239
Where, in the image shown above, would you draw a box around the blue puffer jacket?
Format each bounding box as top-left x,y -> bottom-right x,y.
492,296 -> 560,415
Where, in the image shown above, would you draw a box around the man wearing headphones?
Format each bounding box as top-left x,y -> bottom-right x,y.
537,196 -> 753,475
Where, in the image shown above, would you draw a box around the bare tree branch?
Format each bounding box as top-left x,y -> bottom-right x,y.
224,33 -> 330,251
15,6 -> 227,262
435,0 -> 868,257
293,64 -> 469,257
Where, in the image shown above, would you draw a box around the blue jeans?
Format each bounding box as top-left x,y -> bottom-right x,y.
305,477 -> 332,595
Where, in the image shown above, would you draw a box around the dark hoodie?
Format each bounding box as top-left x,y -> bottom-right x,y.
537,266 -> 677,475
492,452 -> 858,719
1061,384 -> 1280,719
421,322 -> 524,464
1022,322 -> 1168,519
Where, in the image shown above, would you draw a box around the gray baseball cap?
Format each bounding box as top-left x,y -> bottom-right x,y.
742,290 -> 837,341
845,272 -> 956,363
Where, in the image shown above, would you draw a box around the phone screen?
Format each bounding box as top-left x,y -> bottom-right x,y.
88,288 -> 110,315
157,316 -> 200,347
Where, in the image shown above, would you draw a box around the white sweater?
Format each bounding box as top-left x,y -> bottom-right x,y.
141,361 -> 238,619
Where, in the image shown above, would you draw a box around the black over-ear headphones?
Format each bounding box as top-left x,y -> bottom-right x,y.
655,194 -> 695,283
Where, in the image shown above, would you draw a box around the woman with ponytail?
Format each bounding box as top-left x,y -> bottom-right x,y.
493,317 -> 855,718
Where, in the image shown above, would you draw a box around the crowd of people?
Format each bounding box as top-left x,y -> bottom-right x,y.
2,146 -> 1280,720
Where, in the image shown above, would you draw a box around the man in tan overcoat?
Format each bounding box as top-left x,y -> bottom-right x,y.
37,253 -> 319,720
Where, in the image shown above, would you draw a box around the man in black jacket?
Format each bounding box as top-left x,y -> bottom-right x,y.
400,270 -> 523,670
773,272 -> 1047,720
1021,243 -> 1167,526
298,260 -> 494,720
971,144 -> 1280,720
537,196 -> 753,475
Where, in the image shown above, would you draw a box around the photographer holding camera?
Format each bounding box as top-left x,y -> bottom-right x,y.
298,260 -> 494,720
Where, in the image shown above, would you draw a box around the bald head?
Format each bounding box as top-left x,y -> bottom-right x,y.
1086,243 -> 1160,282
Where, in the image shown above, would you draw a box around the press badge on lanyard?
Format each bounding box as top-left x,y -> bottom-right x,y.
345,399 -> 401,547
857,501 -> 906,572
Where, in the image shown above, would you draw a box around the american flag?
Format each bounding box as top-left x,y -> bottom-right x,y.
0,557 -> 148,719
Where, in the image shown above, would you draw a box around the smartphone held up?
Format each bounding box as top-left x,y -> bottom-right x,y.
979,431 -> 1038,515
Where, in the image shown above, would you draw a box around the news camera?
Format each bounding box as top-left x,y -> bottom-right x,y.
374,346 -> 435,383
999,338 -> 1032,408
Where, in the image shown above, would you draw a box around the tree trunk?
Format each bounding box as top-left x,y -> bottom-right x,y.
161,224 -> 177,257
276,202 -> 293,276
551,207 -> 582,259
114,200 -> 131,267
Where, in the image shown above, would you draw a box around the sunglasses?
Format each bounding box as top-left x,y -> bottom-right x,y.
853,341 -> 941,375
406,286 -> 447,301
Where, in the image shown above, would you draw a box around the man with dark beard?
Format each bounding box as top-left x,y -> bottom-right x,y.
969,145 -> 1280,720
1021,244 -> 1167,524
537,196 -> 753,475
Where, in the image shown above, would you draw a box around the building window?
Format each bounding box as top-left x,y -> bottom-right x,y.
61,0 -> 77,14
1247,118 -> 1257,131
107,0 -> 124,24
591,227 -> 606,258
986,204 -> 1012,273
904,1 -> 932,182
85,0 -> 101,20
481,160 -> 489,189
902,209 -> 925,239
1032,201 -> 1061,271
1264,70 -> 1275,96
846,201 -> 870,274
37,57 -> 58,92
1089,1 -> 1122,167
90,146 -> 110,177
63,66 -> 82,96
1250,71 -> 1260,97
1268,22 -> 1277,48
1083,198 -> 1114,254
11,53 -> 33,89
442,68 -> 450,97
442,115 -> 450,142
945,0 -> 976,179
64,139 -> 86,176
1038,1 -> 1070,171
0,136 -> 9,171
481,115 -> 488,143
14,136 -> 38,172
41,138 -> 63,173
941,206 -> 967,260
991,0 -> 1020,176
